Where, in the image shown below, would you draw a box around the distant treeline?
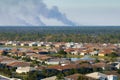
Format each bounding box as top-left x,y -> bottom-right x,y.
0,26 -> 120,43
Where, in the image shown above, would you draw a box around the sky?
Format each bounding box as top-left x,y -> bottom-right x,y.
0,0 -> 120,26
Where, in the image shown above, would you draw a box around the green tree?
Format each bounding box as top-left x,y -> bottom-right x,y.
77,75 -> 87,80
107,52 -> 118,58
57,50 -> 67,58
56,73 -> 64,80
117,69 -> 120,74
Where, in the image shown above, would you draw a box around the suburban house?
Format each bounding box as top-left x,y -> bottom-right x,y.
7,61 -> 31,68
92,62 -> 115,70
89,51 -> 99,56
64,73 -> 96,80
72,43 -> 83,48
53,42 -> 65,50
115,63 -> 120,69
64,74 -> 81,80
16,66 -> 35,73
48,62 -> 91,71
98,52 -> 106,56
71,50 -> 80,55
98,49 -> 113,57
0,41 -> 5,45
107,75 -> 118,80
86,72 -> 108,80
26,53 -> 51,61
0,57 -> 17,65
20,42 -> 29,46
45,58 -> 71,65
80,50 -> 88,56
65,42 -> 75,48
28,42 -> 38,47
85,72 -> 118,80
5,41 -> 13,46
64,48 -> 86,55
12,42 -> 20,46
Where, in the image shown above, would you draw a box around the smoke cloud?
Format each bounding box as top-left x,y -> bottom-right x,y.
0,0 -> 76,26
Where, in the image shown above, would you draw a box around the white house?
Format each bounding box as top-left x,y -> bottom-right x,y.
72,43 -> 83,48
85,72 -> 107,80
80,51 -> 87,56
107,75 -> 118,80
20,43 -> 25,46
0,59 -> 17,65
16,67 -> 35,73
86,72 -> 118,80
71,51 -> 79,55
5,41 -> 13,46
65,42 -> 75,48
12,43 -> 17,46
20,43 -> 29,46
29,42 -> 37,47
45,61 -> 59,65
45,58 -> 70,65
37,43 -> 42,47
115,63 -> 120,69
90,51 -> 98,56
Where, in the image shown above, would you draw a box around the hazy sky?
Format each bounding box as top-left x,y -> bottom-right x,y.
0,0 -> 120,26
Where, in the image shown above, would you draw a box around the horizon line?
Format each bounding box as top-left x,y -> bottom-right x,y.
0,26 -> 120,27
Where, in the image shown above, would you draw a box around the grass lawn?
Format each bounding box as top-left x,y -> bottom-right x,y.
66,54 -> 83,58
50,54 -> 119,62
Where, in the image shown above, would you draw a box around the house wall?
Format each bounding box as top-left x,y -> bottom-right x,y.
98,54 -> 105,57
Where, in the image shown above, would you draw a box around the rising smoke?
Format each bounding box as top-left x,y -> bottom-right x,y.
0,0 -> 76,26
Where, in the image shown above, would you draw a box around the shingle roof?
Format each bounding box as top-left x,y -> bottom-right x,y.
7,61 -> 30,67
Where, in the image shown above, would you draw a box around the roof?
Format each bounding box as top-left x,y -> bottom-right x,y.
0,57 -> 17,64
48,64 -> 77,71
92,62 -> 108,68
86,72 -> 107,79
99,48 -> 113,54
47,58 -> 70,63
41,76 -> 57,80
36,66 -> 47,70
48,63 -> 91,71
7,62 -> 30,67
65,73 -> 97,80
27,53 -> 51,60
65,73 -> 81,80
16,67 -> 35,71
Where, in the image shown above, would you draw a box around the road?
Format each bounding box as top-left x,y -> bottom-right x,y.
0,75 -> 10,80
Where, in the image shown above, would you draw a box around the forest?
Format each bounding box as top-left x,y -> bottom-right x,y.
0,26 -> 120,43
